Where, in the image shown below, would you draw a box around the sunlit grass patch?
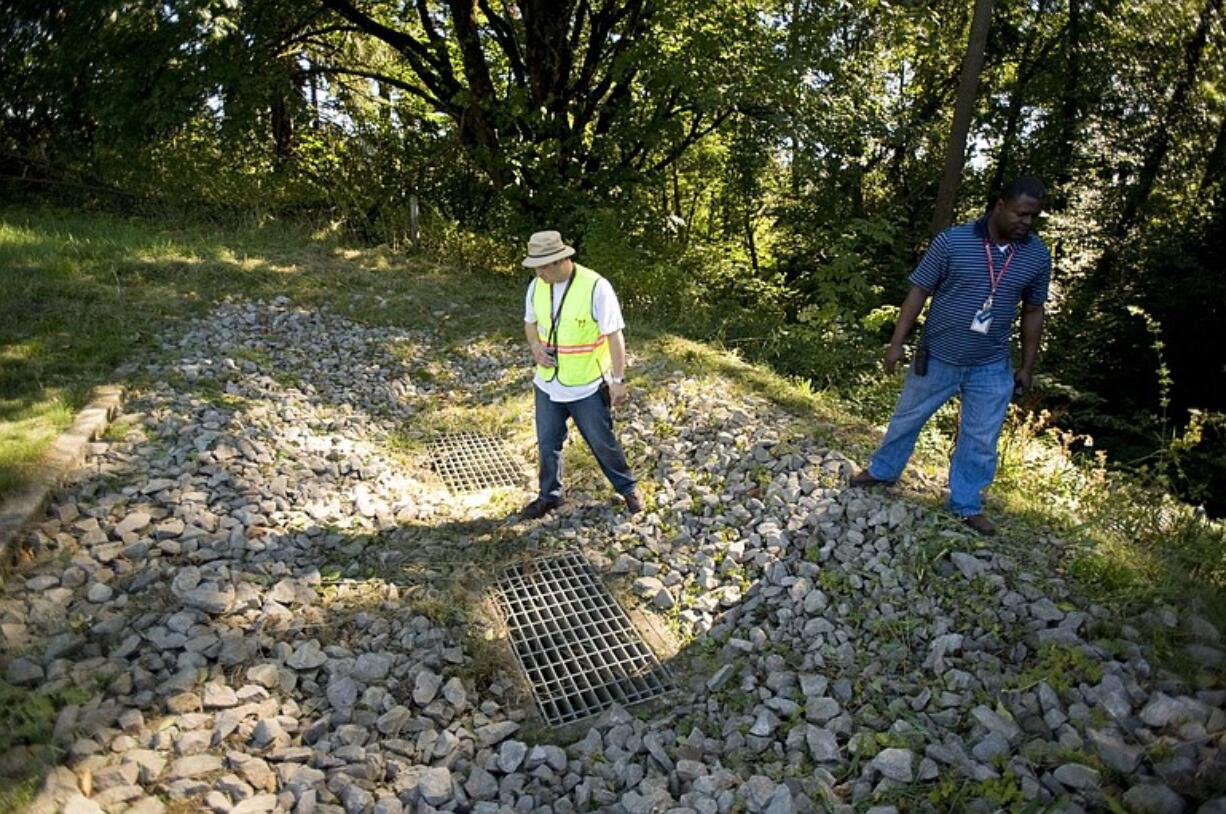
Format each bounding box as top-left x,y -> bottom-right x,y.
0,397 -> 74,499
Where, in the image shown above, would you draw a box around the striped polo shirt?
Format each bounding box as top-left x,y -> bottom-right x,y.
910,216 -> 1051,367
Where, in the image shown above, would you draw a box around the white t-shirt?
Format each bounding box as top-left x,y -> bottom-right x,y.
524,275 -> 625,402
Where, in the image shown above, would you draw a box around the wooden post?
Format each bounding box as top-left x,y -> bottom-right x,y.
410,194 -> 420,248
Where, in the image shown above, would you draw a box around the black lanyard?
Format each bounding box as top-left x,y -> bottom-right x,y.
546,275 -> 575,349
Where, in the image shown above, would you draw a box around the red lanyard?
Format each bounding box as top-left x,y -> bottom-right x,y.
983,239 -> 1015,296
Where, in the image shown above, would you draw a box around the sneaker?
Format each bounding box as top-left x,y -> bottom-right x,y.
850,469 -> 892,488
622,490 -> 644,515
521,497 -> 562,519
962,514 -> 996,536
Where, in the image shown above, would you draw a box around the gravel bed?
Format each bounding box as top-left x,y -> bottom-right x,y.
3,299 -> 1224,814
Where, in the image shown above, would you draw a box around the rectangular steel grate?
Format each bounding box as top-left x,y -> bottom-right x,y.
429,432 -> 524,494
495,549 -> 675,726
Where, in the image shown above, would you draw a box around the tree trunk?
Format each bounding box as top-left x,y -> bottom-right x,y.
1051,0 -> 1082,206
744,209 -> 760,275
989,0 -> 1054,198
1088,0 -> 1222,289
929,0 -> 995,236
1199,101 -> 1226,199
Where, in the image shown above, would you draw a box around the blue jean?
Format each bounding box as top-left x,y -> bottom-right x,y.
867,356 -> 1014,516
535,385 -> 637,501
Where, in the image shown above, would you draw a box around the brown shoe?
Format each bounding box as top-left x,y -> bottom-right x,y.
850,469 -> 892,488
962,514 -> 996,536
622,490 -> 644,515
521,497 -> 562,519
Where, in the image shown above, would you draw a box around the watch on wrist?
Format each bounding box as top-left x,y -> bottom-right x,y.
611,376 -> 625,384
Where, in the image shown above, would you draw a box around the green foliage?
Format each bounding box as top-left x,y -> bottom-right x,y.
1007,644 -> 1104,692
0,681 -> 56,753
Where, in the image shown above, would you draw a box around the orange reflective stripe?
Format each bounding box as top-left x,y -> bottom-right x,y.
555,337 -> 608,353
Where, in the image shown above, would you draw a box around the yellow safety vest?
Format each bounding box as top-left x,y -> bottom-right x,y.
532,263 -> 612,386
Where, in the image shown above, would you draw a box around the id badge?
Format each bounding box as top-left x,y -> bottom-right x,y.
970,297 -> 993,334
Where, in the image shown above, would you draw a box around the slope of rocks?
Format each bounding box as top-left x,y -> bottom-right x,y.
2,298 -> 1224,814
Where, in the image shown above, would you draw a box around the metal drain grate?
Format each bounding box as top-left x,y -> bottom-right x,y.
429,432 -> 523,494
495,549 -> 675,726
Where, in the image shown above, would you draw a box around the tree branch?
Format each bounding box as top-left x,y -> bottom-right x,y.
308,65 -> 451,112
319,0 -> 457,100
478,0 -> 527,88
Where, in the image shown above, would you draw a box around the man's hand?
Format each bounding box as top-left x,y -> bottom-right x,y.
883,343 -> 905,374
1014,368 -> 1033,397
530,343 -> 555,367
609,380 -> 628,407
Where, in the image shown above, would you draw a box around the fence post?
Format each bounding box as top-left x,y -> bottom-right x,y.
410,194 -> 420,248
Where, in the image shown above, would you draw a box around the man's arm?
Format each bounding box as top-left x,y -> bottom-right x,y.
525,321 -> 553,367
1015,303 -> 1045,392
607,329 -> 627,406
884,285 -> 931,373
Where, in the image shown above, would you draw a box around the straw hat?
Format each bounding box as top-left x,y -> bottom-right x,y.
522,230 -> 576,268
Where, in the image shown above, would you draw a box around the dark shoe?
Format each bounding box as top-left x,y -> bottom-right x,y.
962,514 -> 996,536
850,469 -> 891,488
622,490 -> 644,515
521,497 -> 562,519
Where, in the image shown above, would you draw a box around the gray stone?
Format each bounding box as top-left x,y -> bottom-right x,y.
232,795 -> 278,814
499,739 -> 528,773
763,785 -> 795,814
475,721 -> 519,748
6,657 -> 43,686
414,670 -> 443,706
373,797 -> 403,814
1087,728 -> 1141,773
950,552 -> 988,579
203,683 -> 239,709
972,732 -> 1010,763
1053,763 -> 1100,790
168,755 -> 223,780
805,727 -> 839,762
806,697 -> 840,724
62,795 -> 103,814
286,641 -> 327,671
707,665 -> 736,692
181,582 -> 236,615
114,511 -> 152,536
352,652 -> 393,683
971,705 -> 1021,742
1121,784 -> 1185,814
465,766 -> 499,800
1141,694 -> 1189,729
872,748 -> 914,783
442,676 -> 467,708
750,710 -> 778,737
340,784 -> 374,814
251,719 -> 289,749
327,675 -> 359,714
1029,598 -> 1065,623
86,583 -> 114,603
418,767 -> 453,807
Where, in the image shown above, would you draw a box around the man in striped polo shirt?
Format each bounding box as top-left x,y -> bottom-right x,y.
852,177 -> 1051,535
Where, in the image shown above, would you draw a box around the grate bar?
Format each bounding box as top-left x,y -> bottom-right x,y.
429,432 -> 523,493
495,550 -> 674,726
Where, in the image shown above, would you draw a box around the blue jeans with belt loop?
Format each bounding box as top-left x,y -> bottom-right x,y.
866,356 -> 1014,516
535,385 -> 637,501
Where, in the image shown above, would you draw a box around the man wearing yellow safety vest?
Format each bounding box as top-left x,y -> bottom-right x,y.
521,230 -> 643,519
